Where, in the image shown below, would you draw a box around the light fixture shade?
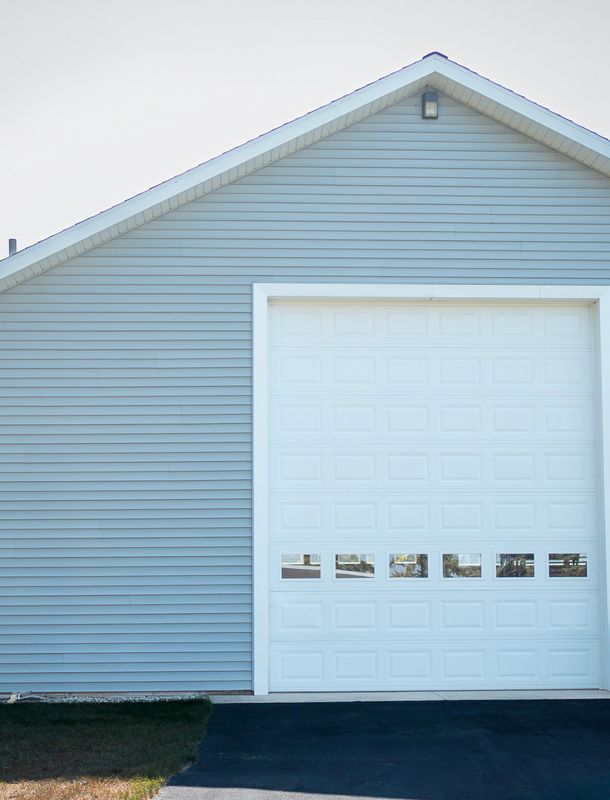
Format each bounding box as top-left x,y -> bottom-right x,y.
422,91 -> 438,119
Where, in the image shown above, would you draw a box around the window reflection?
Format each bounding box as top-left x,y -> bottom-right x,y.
496,553 -> 535,578
335,553 -> 375,578
548,553 -> 587,577
443,553 -> 481,578
281,554 -> 321,579
389,553 -> 428,578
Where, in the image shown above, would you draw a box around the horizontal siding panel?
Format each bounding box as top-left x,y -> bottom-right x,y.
1,512 -> 251,521
0,654 -> 252,669
0,470 -> 250,482
0,620 -> 251,631
0,441 -> 250,456
3,573 -> 249,592
91,230 -> 610,244
1,630 -> 250,641
0,503 -> 250,512
243,171 -> 608,185
0,498 -> 250,509
0,568 -> 252,579
55,227 -> 610,241
0,490 -> 251,500
64,652 -> 251,663
0,482 -> 251,493
0,424 -> 252,433
316,130 -> 533,143
0,584 -> 252,596
0,372 -> 252,381
0,303 -> 251,313
0,601 -> 252,615
0,402 -> 249,413
0,517 -> 251,527
0,542 -> 252,554
0,450 -> 251,461
0,330 -> 252,340
0,90 -> 609,692
2,642 -> 251,653
0,668 -> 251,678
0,383 -> 252,392
1,521 -> 250,532
0,394 -> 251,404
161,208 -> 610,221
0,434 -> 251,444
0,677 -> 251,689
0,528 -> 252,559
188,183 -> 610,199
1,681 -> 250,691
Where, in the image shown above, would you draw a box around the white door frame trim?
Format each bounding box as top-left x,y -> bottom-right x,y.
252,283 -> 610,695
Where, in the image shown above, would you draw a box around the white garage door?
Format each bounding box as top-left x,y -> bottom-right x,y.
268,300 -> 600,691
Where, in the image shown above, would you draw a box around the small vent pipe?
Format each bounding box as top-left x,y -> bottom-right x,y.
8,239 -> 17,256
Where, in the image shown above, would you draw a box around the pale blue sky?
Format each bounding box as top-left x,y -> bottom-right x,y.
2,0 -> 609,253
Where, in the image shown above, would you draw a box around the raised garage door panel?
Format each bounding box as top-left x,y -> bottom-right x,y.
268,301 -> 600,691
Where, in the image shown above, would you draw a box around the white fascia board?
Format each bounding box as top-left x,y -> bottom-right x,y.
260,283 -> 609,302
2,54 -> 610,290
429,60 -> 610,158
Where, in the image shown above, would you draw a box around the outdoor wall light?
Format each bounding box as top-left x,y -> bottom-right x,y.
421,91 -> 438,119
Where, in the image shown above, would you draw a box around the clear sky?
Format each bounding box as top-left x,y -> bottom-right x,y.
1,0 -> 609,254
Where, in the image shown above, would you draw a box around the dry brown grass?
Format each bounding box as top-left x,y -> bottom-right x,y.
0,699 -> 211,800
0,777 -> 133,800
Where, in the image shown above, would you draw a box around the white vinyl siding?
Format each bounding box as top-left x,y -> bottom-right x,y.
0,92 -> 609,691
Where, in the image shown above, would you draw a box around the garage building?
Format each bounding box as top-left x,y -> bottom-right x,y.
2,53 -> 610,695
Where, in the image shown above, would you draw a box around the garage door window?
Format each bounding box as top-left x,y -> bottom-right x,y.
496,553 -> 535,578
335,554 -> 375,578
443,553 -> 482,578
281,554 -> 321,579
389,554 -> 428,578
548,553 -> 588,578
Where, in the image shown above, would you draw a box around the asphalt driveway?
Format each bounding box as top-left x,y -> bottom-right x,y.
158,700 -> 610,800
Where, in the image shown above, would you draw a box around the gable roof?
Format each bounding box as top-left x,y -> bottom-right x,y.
2,52 -> 610,292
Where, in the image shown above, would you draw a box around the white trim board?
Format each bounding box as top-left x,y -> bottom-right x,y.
252,282 -> 610,695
